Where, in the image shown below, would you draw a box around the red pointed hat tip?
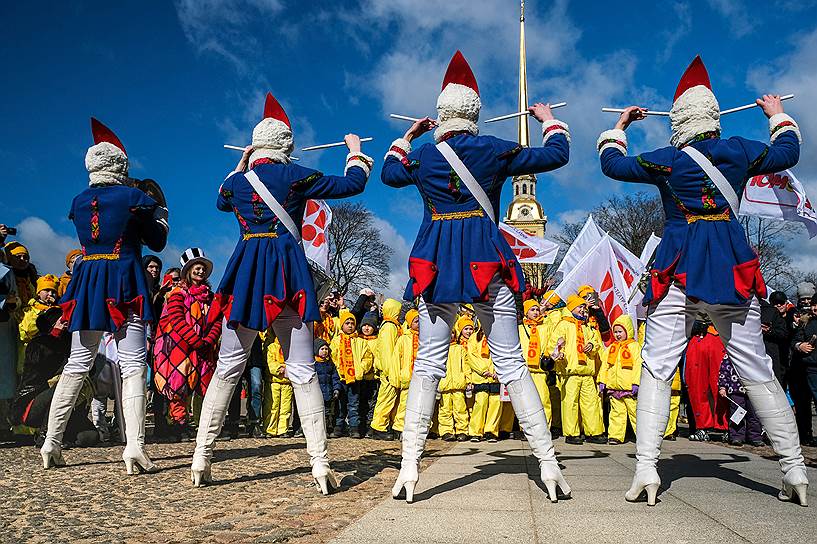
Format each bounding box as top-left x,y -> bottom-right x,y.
90,117 -> 126,154
442,50 -> 479,95
263,92 -> 291,128
674,55 -> 712,101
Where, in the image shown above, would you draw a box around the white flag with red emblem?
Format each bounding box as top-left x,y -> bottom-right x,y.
498,222 -> 559,264
301,200 -> 332,272
557,215 -> 604,275
554,235 -> 638,326
739,169 -> 817,238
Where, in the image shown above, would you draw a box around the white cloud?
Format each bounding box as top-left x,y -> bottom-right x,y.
371,215 -> 411,299
173,0 -> 284,73
15,217 -> 79,276
706,0 -> 755,38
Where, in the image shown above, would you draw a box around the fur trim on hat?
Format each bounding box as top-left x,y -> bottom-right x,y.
768,113 -> 802,144
250,117 -> 294,164
670,85 -> 721,148
385,138 -> 412,162
434,82 -> 480,142
597,128 -> 627,156
542,120 -> 570,144
85,142 -> 129,186
344,152 -> 374,177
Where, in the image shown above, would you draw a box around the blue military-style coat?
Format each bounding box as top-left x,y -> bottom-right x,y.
599,126 -> 800,305
381,130 -> 569,303
60,184 -> 168,332
216,159 -> 368,331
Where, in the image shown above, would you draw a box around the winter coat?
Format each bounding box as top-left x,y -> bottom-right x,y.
792,315 -> 817,371
315,356 -> 342,402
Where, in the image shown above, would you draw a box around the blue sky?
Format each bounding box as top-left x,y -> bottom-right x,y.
2,0 -> 816,295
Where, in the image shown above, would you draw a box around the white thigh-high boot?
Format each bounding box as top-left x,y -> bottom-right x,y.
40,373 -> 86,468
743,379 -> 809,506
293,376 -> 339,495
392,375 -> 439,503
626,370 -> 672,506
122,368 -> 158,474
507,372 -> 570,502
191,373 -> 239,486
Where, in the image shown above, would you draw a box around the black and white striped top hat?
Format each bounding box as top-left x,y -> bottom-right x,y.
179,247 -> 213,278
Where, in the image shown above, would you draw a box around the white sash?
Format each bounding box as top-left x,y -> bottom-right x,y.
244,169 -> 302,246
681,146 -> 741,215
436,141 -> 496,223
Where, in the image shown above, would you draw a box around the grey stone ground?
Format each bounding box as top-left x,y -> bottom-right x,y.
333,438 -> 817,544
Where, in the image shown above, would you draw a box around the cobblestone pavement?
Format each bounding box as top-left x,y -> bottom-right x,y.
0,436 -> 453,544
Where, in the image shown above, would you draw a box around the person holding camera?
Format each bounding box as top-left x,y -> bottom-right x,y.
791,293 -> 817,447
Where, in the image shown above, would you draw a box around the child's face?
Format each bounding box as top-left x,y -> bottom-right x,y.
461,325 -> 473,339
361,324 -> 375,336
342,318 -> 356,334
318,345 -> 330,359
526,306 -> 540,321
410,317 -> 420,332
613,325 -> 628,342
38,289 -> 57,305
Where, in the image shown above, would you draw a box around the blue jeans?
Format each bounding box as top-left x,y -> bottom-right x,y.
245,366 -> 263,422
336,382 -> 361,430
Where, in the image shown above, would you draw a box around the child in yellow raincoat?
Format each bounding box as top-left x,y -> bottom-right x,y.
438,316 -> 472,441
18,275 -> 60,374
389,309 -> 419,437
369,299 -> 404,440
330,309 -> 374,438
467,327 -> 501,442
665,369 -> 682,439
540,290 -> 567,435
598,315 -> 642,444
261,332 -> 293,437
519,299 -> 553,427
547,294 -> 605,445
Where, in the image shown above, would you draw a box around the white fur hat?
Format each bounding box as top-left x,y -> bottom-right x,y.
86,118 -> 129,186
435,51 -> 481,142
250,92 -> 294,165
669,56 -> 721,148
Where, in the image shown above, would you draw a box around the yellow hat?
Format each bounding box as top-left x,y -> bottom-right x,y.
578,285 -> 595,298
4,241 -> 29,257
36,274 -> 59,293
523,299 -> 539,315
65,249 -> 82,267
455,316 -> 474,331
567,294 -> 586,312
338,309 -> 356,327
612,314 -> 634,340
542,290 -> 561,305
405,309 -> 419,327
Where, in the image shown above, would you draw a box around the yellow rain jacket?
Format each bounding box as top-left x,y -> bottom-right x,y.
376,299 -> 403,388
598,315 -> 642,391
466,334 -> 497,384
393,329 -> 419,388
546,314 -> 601,377
440,342 -> 469,392
519,317 -> 547,374
262,332 -> 289,385
331,331 -> 374,385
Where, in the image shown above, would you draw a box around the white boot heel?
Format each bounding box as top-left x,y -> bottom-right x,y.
540,460 -> 571,503
779,477 -> 808,506
625,469 -> 661,505
191,464 -> 212,487
644,483 -> 660,506
392,469 -> 418,503
124,458 -> 137,476
41,449 -> 65,469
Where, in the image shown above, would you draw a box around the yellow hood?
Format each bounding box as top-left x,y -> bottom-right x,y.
382,298 -> 402,323
612,314 -> 635,340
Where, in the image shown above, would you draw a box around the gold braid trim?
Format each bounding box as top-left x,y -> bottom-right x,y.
83,253 -> 120,261
243,232 -> 279,240
431,209 -> 485,221
686,211 -> 730,224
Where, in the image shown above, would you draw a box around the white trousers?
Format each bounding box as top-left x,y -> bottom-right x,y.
62,315 -> 146,379
416,278 -> 527,384
642,283 -> 774,384
215,306 -> 316,385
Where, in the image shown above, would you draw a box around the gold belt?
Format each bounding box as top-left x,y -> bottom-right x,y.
431,209 -> 484,221
243,232 -> 279,240
83,253 -> 120,261
686,211 -> 730,224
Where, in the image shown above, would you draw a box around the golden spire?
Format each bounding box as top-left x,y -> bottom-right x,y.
518,0 -> 530,147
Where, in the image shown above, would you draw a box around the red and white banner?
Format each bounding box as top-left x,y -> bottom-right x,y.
301,200 -> 332,272
739,170 -> 817,238
498,222 -> 559,264
554,235 -> 639,327
557,215 -> 603,275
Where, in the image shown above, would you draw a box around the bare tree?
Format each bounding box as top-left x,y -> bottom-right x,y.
555,191 -> 665,255
327,202 -> 393,296
739,216 -> 803,292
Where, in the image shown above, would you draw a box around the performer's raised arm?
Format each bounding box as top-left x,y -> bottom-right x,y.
502,103 -> 569,176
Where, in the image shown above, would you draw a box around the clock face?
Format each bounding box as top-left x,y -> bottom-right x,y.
519,205 -> 531,217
